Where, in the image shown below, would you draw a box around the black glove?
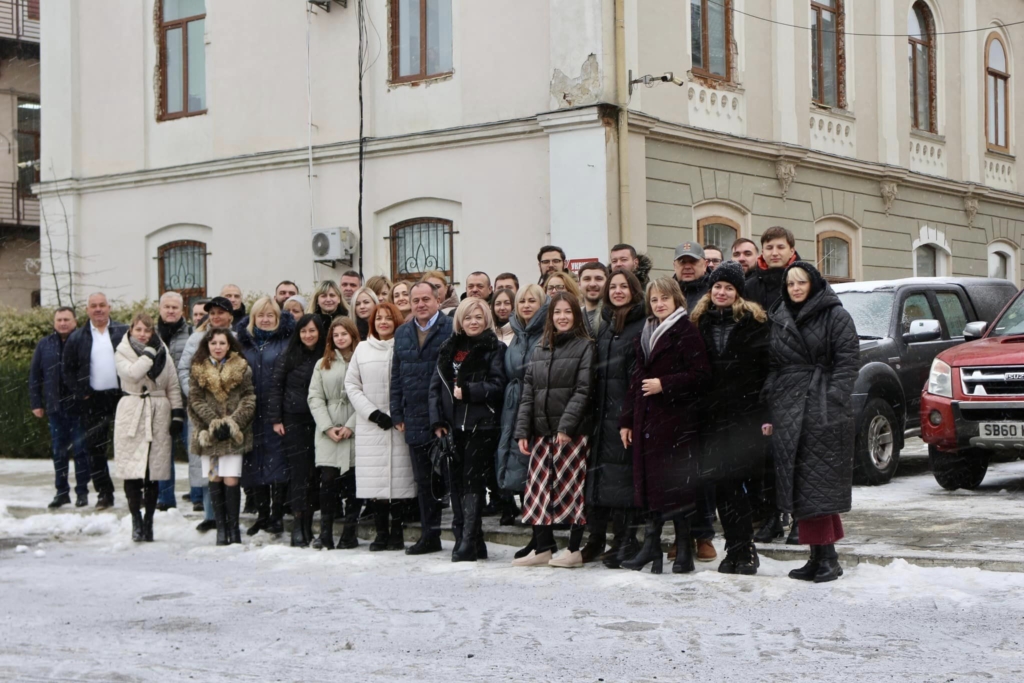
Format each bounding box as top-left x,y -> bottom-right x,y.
214,423 -> 232,441
369,410 -> 393,431
146,335 -> 161,349
170,419 -> 183,438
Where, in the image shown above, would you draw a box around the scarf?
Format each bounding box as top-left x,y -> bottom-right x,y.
253,326 -> 276,349
157,317 -> 185,346
640,306 -> 688,361
129,336 -> 166,381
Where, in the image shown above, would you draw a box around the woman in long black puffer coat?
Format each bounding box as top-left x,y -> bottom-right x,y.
429,298 -> 507,563
763,262 -> 859,583
268,314 -> 327,547
690,262 -> 770,576
581,268 -> 646,568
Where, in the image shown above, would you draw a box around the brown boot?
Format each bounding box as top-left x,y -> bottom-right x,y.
696,539 -> 717,562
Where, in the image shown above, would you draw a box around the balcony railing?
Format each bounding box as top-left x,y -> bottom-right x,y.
0,0 -> 39,44
0,182 -> 39,226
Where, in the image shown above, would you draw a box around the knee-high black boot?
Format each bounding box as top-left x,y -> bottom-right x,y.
124,479 -> 144,543
224,485 -> 242,545
209,482 -> 228,546
621,514 -> 663,574
453,494 -> 482,562
387,501 -> 405,551
672,517 -> 695,574
369,500 -> 390,551
580,506 -> 608,563
265,484 -> 285,535
143,480 -> 158,542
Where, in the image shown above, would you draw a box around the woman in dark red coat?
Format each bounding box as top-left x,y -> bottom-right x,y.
619,276 -> 711,574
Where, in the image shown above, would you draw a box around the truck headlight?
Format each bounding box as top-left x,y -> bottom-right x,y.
927,358 -> 953,398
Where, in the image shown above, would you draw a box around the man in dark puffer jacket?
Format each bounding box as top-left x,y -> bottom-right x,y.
391,280 -> 454,556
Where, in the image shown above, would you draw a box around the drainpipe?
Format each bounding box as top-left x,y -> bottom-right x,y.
614,0 -> 630,245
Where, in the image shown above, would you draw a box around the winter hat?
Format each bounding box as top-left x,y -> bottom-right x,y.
782,261 -> 828,303
706,261 -> 746,297
284,295 -> 308,311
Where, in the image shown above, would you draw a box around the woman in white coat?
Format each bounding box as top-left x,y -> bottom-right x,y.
114,313 -> 184,542
308,316 -> 360,550
344,302 -> 416,552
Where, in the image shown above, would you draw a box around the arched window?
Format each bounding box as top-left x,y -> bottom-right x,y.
696,217 -> 739,253
817,232 -> 853,282
988,241 -> 1017,282
158,240 -> 207,306
390,218 -> 454,281
908,2 -> 936,133
691,0 -> 732,82
986,34 -> 1010,151
811,0 -> 846,108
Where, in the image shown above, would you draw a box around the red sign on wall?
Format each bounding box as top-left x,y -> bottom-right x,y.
568,258 -> 599,274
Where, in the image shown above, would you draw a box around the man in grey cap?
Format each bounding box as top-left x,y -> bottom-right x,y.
672,241 -> 711,310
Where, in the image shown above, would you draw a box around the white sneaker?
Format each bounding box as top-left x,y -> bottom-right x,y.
548,549 -> 583,568
511,549 -> 553,567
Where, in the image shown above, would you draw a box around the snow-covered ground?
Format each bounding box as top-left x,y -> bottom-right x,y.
3,450 -> 1024,681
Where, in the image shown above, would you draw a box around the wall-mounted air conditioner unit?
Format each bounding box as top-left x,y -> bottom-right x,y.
312,228 -> 355,265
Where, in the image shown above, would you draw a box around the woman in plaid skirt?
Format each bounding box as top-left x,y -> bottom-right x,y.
512,292 -> 595,568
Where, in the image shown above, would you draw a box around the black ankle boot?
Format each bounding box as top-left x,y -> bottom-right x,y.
224,485 -> 242,545
313,514 -> 334,550
672,518 -> 695,574
733,542 -> 759,575
608,526 -> 639,569
813,544 -> 843,582
209,482 -> 228,546
337,512 -> 359,549
387,502 -> 405,551
499,496 -> 519,526
789,545 -> 821,581
369,502 -> 389,551
291,508 -> 309,548
247,486 -> 270,536
753,513 -> 784,543
131,511 -> 144,542
453,494 -> 482,562
621,517 -> 663,574
785,522 -> 801,545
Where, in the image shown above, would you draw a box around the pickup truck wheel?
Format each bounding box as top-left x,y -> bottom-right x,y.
929,446 -> 990,491
854,398 -> 900,485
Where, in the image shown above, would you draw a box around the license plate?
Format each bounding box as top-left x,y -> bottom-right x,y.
980,422 -> 1024,439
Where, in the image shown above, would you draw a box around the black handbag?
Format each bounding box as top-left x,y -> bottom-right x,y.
429,425 -> 456,477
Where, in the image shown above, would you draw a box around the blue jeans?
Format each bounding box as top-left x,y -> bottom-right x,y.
49,413 -> 90,497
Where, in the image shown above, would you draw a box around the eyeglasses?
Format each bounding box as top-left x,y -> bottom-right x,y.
546,285 -> 566,293
540,258 -> 564,266
706,258 -> 723,265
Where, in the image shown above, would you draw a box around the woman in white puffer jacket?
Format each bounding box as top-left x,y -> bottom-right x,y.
344,302 -> 416,552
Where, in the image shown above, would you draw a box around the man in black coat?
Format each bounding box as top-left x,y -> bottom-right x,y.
62,293 -> 129,509
672,241 -> 711,311
744,226 -> 801,313
391,280 -> 454,555
30,307 -> 90,509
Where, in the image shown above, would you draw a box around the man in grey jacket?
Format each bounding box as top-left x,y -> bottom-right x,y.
155,291 -> 192,510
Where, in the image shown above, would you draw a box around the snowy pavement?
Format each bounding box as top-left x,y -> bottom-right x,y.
2,446 -> 1024,681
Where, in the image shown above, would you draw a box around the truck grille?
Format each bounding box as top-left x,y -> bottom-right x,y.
957,406 -> 1024,422
960,366 -> 1024,396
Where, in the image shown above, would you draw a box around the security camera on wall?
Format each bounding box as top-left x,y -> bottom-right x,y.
312,228 -> 354,266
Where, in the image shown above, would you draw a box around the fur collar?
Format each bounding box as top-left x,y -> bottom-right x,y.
191,353 -> 249,403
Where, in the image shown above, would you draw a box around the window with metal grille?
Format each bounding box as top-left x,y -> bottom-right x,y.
159,0 -> 207,120
818,233 -> 852,282
986,34 -> 1010,151
158,240 -> 207,307
390,218 -> 454,282
697,218 -> 738,254
811,0 -> 845,108
390,0 -> 453,84
908,2 -> 937,133
690,0 -> 731,82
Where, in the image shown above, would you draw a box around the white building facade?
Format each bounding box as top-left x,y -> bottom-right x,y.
37,0 -> 1024,306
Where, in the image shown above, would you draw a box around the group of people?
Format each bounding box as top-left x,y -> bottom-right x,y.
30,225 -> 859,583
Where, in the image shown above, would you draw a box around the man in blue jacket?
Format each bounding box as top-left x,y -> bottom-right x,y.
30,307 -> 90,509
391,280 -> 454,555
62,293 -> 129,510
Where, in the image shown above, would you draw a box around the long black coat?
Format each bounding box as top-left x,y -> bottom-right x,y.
514,334 -> 595,440
696,309 -> 771,482
585,303 -> 645,508
620,311 -> 711,514
268,346 -> 321,423
764,285 -> 859,521
428,330 -> 507,432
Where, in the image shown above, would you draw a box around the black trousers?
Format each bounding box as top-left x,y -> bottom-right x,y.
79,390 -> 119,497
716,478 -> 754,553
283,414 -> 317,514
410,442 -> 442,541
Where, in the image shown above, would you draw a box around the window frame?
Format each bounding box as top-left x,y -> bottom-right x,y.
157,239 -> 208,305
690,0 -> 733,84
389,217 -> 455,282
816,230 -> 854,283
389,0 -> 454,85
908,1 -> 937,134
985,33 -> 1011,153
158,1 -> 207,121
810,0 -> 846,109
696,216 -> 740,251
15,97 -> 40,195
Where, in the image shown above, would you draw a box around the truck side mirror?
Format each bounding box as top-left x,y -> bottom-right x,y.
903,319 -> 942,344
963,320 -> 988,341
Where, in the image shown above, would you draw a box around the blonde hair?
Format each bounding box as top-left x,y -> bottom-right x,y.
365,275 -> 393,301
786,267 -> 811,284
348,286 -> 380,321
452,297 -> 495,335
689,292 -> 767,325
307,280 -> 345,315
514,283 -> 547,325
246,296 -> 281,335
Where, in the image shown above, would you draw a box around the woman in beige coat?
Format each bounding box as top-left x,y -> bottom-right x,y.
114,313 -> 184,543
308,317 -> 360,550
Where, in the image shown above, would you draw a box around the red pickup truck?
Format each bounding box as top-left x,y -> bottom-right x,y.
921,287 -> 1024,489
